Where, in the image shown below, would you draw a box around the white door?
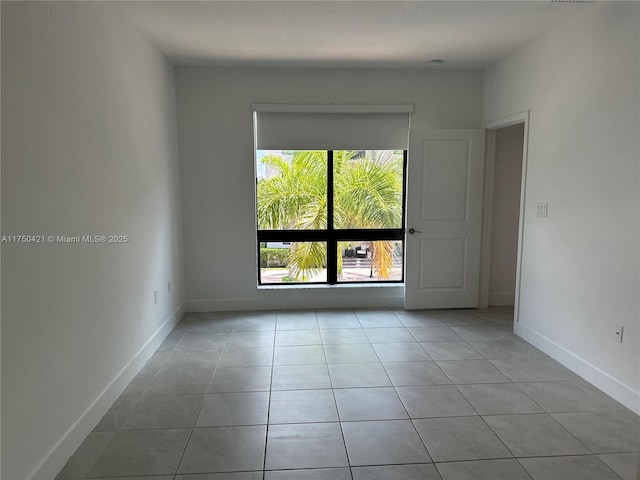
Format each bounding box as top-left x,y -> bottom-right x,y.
404,130 -> 485,309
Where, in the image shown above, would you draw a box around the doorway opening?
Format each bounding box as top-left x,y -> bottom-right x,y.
481,112 -> 529,325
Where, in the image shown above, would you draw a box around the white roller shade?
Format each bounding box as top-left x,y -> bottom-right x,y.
253,104 -> 413,150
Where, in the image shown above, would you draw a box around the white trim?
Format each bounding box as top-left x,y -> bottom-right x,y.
28,303 -> 186,480
516,322 -> 640,414
482,110 -> 530,326
251,103 -> 414,113
486,111 -> 529,130
187,291 -> 404,312
257,283 -> 401,291
479,130 -> 496,308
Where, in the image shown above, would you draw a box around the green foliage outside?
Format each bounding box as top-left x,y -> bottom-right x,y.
257,150 -> 403,281
259,248 -> 289,267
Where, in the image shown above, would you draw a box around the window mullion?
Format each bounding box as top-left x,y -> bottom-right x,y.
327,150 -> 337,284
256,149 -> 406,285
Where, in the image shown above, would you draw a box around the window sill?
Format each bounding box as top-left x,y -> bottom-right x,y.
258,283 -> 404,290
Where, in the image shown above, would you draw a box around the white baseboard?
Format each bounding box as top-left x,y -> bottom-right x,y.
488,291 -> 515,306
516,322 -> 640,415
187,288 -> 404,312
28,302 -> 186,480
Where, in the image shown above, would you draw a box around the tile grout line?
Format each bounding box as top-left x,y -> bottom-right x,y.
63,308 -> 638,480
260,313 -> 280,479
373,312 -> 437,468
401,310 -> 517,467
319,312 -> 355,480
171,313 -> 239,478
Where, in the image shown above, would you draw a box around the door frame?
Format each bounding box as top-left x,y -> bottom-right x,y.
479,110 -> 530,328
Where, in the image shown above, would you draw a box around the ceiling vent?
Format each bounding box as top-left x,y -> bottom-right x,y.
550,0 -> 593,3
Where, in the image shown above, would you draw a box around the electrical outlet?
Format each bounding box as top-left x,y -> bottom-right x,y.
168,281 -> 171,293
613,324 -> 624,343
154,290 -> 158,305
536,203 -> 548,217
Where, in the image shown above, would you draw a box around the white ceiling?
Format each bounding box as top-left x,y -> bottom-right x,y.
116,1 -> 592,68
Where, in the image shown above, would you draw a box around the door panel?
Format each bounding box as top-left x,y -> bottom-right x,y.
419,238 -> 466,289
405,130 -> 485,309
421,140 -> 470,221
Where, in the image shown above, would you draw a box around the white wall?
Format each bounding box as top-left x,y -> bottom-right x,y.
176,67 -> 483,311
484,2 -> 640,412
1,3 -> 185,478
489,123 -> 524,305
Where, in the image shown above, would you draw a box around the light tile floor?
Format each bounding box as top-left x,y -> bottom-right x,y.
57,308 -> 639,480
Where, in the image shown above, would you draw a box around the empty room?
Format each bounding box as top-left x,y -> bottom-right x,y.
2,1 -> 639,479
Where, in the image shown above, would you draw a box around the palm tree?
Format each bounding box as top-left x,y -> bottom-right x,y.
257,151 -> 327,231
257,150 -> 403,281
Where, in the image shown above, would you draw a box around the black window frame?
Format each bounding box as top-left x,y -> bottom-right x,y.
257,150 -> 407,285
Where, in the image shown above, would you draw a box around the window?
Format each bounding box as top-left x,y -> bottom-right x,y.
253,105 -> 412,286
256,149 -> 406,284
